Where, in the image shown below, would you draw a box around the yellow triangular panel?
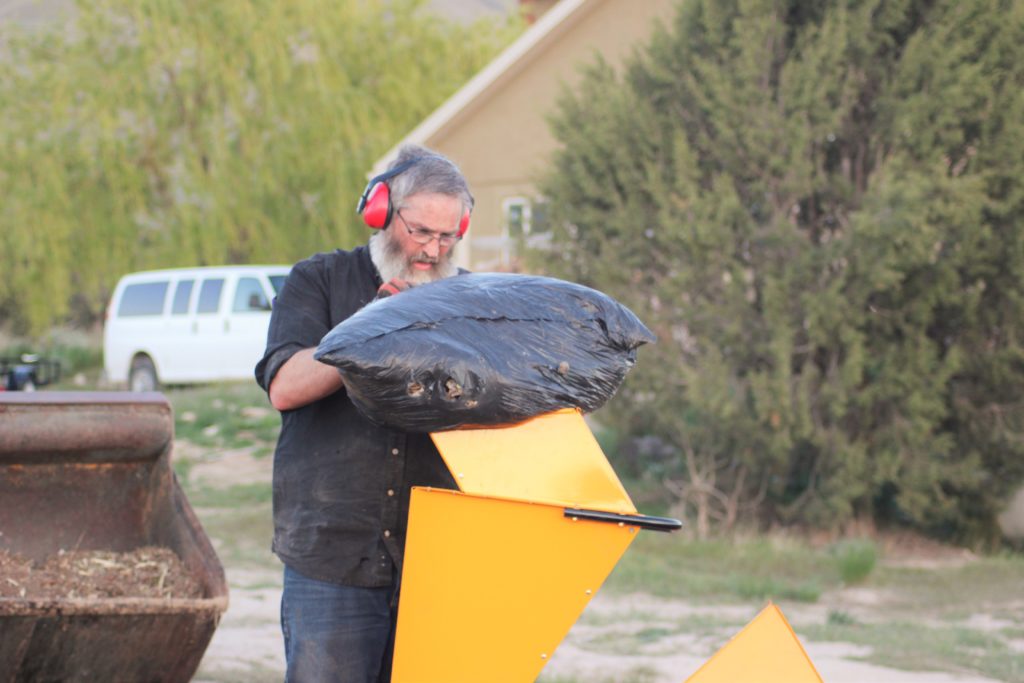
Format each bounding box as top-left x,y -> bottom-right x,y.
684,603 -> 824,683
430,408 -> 635,513
392,487 -> 637,683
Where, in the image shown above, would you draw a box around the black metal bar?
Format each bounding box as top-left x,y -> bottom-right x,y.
563,508 -> 683,532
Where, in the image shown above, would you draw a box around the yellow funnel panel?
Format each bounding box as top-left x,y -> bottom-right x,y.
684,603 -> 824,683
392,487 -> 637,683
430,408 -> 635,513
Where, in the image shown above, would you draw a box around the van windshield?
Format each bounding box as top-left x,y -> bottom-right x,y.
269,275 -> 287,294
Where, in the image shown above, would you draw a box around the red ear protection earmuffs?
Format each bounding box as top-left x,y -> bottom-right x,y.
356,158 -> 471,237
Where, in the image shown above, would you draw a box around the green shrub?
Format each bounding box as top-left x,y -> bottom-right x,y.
0,327 -> 103,376
827,609 -> 857,626
536,0 -> 1024,545
834,538 -> 878,585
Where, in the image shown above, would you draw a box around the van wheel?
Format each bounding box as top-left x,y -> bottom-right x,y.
129,356 -> 159,392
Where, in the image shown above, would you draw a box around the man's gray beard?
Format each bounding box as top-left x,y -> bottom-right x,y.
368,230 -> 458,285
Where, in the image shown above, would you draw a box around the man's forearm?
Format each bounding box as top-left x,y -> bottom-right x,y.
268,348 -> 345,411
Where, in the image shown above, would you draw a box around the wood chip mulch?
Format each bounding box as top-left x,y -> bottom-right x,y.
0,547 -> 203,600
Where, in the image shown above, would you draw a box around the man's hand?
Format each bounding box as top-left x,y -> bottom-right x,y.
376,278 -> 414,299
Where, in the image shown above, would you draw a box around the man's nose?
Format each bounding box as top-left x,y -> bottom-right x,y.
422,239 -> 441,258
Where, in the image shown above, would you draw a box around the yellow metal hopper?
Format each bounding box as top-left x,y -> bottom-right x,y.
392,408 -> 680,683
684,603 -> 824,683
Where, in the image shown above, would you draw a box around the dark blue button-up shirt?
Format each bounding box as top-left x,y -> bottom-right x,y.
255,245 -> 456,587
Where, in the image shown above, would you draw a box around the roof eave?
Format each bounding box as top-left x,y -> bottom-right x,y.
370,0 -> 594,176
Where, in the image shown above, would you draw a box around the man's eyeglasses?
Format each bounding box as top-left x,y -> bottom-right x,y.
396,210 -> 461,247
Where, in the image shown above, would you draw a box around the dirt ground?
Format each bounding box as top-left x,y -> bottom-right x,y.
186,445 -> 1007,683
195,582 -> 1005,683
541,594 -> 1005,683
195,588 -> 1004,683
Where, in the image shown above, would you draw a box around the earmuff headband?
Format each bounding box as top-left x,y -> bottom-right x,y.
355,159 -> 420,216
356,156 -> 471,237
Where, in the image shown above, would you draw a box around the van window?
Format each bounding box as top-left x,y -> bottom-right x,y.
117,282 -> 168,317
233,277 -> 271,312
269,275 -> 287,294
196,279 -> 224,314
171,280 -> 194,315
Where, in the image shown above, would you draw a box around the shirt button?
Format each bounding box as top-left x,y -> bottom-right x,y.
387,489 -> 395,497
391,448 -> 399,455
384,530 -> 391,538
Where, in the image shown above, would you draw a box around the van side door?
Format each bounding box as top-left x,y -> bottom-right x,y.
160,277 -> 198,383
223,274 -> 276,379
192,275 -> 229,381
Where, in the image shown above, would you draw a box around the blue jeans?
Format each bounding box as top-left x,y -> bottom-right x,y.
281,565 -> 397,683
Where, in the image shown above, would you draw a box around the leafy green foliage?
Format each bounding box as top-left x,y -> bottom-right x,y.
0,327 -> 102,386
0,0 -> 520,334
536,0 -> 1024,543
832,538 -> 878,584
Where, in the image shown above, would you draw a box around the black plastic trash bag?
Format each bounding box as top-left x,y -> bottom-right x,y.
314,273 -> 655,432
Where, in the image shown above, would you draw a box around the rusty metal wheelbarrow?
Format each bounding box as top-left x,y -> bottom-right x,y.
0,393 -> 227,683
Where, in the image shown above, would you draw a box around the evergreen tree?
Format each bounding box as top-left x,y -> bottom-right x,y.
537,0 -> 1024,543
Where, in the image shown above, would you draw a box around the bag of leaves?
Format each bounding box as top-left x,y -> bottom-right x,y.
314,273 -> 655,432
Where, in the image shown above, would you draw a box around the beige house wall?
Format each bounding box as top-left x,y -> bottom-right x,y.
418,0 -> 676,270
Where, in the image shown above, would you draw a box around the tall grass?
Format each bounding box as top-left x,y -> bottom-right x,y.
606,533 -> 834,603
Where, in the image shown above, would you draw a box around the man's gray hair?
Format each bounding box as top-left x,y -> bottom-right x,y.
386,144 -> 474,224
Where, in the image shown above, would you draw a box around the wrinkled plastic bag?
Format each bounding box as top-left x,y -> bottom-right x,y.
314,273 -> 655,432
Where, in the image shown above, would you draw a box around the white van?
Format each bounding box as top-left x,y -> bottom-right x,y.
103,265 -> 291,390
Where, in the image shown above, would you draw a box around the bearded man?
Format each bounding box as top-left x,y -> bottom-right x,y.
255,145 -> 471,683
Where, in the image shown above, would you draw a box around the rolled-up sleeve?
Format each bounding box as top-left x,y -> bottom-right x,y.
255,259 -> 333,392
